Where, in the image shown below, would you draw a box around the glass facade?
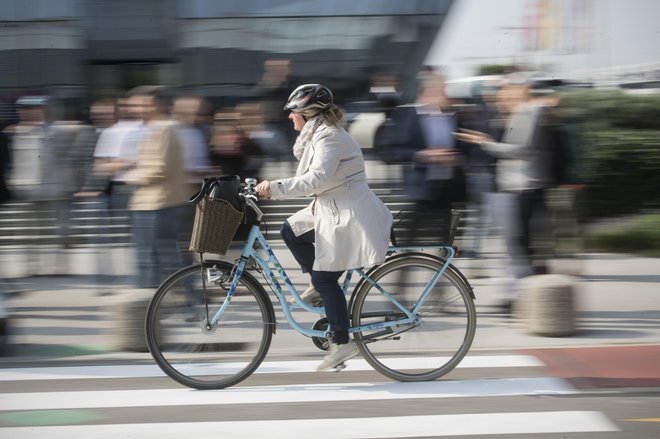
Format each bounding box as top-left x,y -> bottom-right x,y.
0,0 -> 453,114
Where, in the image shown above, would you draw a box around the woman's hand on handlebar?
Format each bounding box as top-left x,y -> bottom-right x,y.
255,180 -> 272,200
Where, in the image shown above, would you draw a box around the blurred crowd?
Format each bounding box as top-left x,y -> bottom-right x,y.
370,67 -> 584,310
0,65 -> 584,309
0,73 -> 295,292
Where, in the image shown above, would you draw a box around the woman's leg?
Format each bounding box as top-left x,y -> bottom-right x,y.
280,221 -> 315,273
310,270 -> 349,344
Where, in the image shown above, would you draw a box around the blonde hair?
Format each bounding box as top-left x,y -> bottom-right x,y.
308,103 -> 344,128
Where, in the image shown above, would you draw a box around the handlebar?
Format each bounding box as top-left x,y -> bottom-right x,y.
241,177 -> 260,201
240,178 -> 264,223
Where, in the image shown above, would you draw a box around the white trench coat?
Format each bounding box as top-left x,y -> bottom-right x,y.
270,124 -> 393,272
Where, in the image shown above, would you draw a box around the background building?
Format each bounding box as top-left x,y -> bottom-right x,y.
427,0 -> 660,83
0,0 -> 454,122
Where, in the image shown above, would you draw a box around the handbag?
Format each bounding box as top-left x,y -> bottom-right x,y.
188,175 -> 244,255
189,175 -> 243,210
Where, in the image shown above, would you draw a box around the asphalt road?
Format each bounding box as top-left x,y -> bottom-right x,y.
0,348 -> 658,438
1,162 -> 659,437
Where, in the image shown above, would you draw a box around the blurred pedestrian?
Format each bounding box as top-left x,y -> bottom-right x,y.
255,84 -> 392,371
50,105 -> 88,273
237,101 -> 287,162
252,58 -> 295,159
172,94 -> 212,266
123,86 -> 189,289
545,92 -> 587,264
210,109 -> 263,179
7,96 -> 72,275
411,71 -> 466,210
93,95 -> 143,218
71,99 -> 117,198
370,71 -> 403,171
172,95 -> 212,186
456,74 -> 557,311
71,99 -> 119,289
458,81 -> 501,276
374,70 -> 467,255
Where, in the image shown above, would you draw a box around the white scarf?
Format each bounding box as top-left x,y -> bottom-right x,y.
292,115 -> 323,160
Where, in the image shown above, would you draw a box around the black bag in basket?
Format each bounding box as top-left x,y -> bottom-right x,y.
189,175 -> 243,210
189,175 -> 244,255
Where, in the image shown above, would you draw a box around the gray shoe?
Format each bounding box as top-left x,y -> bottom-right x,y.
316,341 -> 359,371
288,284 -> 323,306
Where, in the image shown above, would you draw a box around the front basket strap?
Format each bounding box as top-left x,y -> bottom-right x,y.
189,177 -> 217,205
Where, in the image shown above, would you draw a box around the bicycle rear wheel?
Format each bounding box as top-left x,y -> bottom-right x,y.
351,254 -> 476,382
145,261 -> 275,390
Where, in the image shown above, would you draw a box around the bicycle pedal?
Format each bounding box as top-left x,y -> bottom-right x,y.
334,362 -> 347,372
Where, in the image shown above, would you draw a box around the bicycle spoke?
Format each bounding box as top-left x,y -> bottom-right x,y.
145,261 -> 274,389
352,254 -> 476,381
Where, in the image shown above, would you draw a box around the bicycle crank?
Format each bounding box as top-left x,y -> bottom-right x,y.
311,318 -> 330,351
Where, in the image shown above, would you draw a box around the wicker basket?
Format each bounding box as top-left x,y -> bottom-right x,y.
189,197 -> 243,255
391,209 -> 460,246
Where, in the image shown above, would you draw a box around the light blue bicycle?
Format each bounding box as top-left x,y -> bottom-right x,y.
145,179 -> 476,389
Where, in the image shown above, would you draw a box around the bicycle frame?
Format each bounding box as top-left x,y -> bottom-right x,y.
207,223 -> 456,340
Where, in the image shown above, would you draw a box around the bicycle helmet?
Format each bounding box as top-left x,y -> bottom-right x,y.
283,84 -> 333,114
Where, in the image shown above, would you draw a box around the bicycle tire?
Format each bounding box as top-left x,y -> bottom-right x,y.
351,254 -> 476,382
145,261 -> 275,390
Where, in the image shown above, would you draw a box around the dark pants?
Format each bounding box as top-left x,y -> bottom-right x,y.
133,206 -> 184,288
511,188 -> 550,277
280,221 -> 350,344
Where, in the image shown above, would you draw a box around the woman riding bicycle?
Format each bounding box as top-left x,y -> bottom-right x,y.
255,84 -> 393,370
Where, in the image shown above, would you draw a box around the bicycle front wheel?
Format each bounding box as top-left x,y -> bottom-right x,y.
145,261 -> 275,390
351,254 -> 476,382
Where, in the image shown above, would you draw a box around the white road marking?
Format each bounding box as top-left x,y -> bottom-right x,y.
0,377 -> 575,411
0,412 -> 618,438
0,354 -> 543,381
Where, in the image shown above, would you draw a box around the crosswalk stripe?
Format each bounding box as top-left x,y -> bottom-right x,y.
0,377 -> 574,411
0,411 -> 618,438
0,354 -> 543,381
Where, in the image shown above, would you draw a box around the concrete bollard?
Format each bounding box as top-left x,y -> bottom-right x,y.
107,289 -> 155,352
516,274 -> 578,337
